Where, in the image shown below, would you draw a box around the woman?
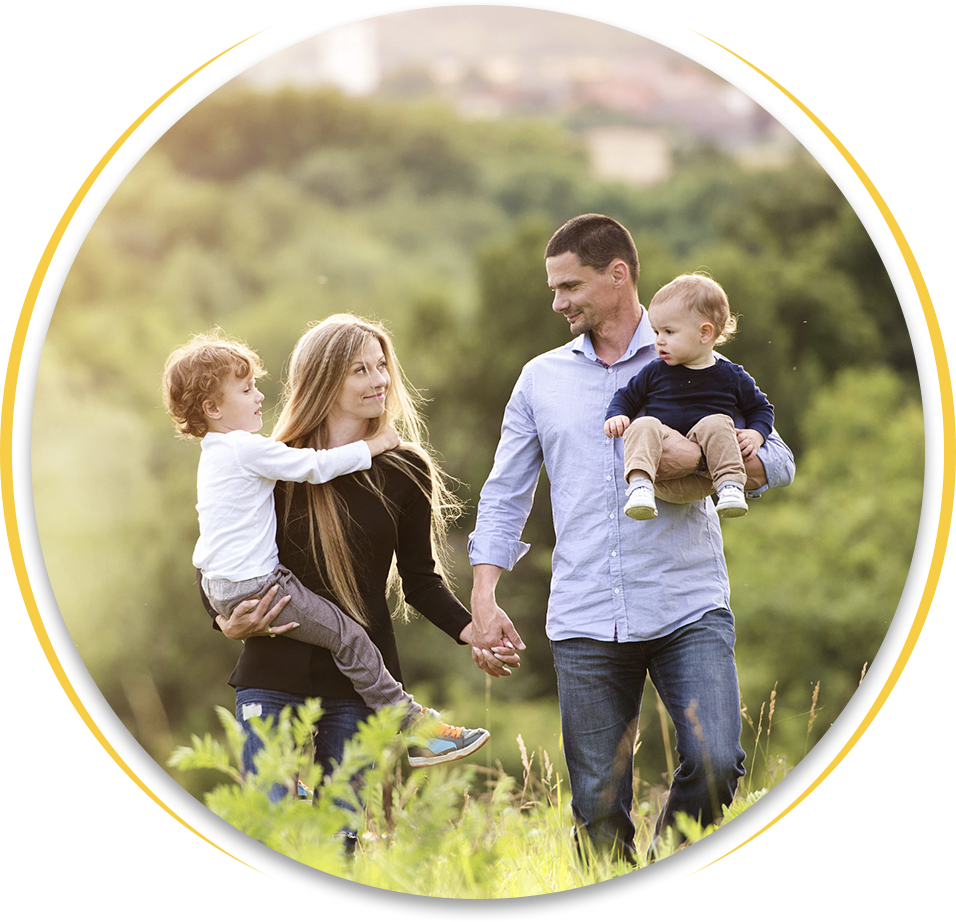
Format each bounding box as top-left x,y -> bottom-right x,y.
206,314 -> 517,809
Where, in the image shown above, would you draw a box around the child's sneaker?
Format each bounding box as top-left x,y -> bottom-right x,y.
406,708 -> 490,767
715,482 -> 748,518
624,480 -> 658,520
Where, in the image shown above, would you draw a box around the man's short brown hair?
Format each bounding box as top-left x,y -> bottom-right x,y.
545,214 -> 640,288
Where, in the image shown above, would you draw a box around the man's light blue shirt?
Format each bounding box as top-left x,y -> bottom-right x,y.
468,315 -> 795,643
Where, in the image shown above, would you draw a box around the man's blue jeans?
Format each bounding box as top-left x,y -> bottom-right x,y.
550,608 -> 746,860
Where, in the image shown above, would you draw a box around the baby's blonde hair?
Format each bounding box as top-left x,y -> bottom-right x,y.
649,273 -> 738,345
162,329 -> 266,439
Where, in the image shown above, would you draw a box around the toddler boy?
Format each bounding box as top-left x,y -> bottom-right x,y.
604,274 -> 774,520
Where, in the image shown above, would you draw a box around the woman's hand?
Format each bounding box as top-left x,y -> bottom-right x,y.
215,584 -> 297,641
471,644 -> 522,678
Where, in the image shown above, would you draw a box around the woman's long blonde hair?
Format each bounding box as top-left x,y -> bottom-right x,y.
271,313 -> 463,626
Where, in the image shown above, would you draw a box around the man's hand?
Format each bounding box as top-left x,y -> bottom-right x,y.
216,584 -> 296,641
469,564 -> 526,677
604,415 -> 630,439
470,565 -> 525,650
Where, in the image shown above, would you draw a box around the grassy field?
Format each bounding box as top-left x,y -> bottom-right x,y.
169,693 -> 802,897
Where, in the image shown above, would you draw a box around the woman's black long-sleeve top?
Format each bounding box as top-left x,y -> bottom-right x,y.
209,449 -> 471,698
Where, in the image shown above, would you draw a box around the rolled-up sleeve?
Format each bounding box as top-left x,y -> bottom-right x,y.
748,427 -> 795,497
468,368 -> 543,570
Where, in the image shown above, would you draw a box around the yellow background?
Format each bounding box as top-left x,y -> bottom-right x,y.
9,0 -> 956,922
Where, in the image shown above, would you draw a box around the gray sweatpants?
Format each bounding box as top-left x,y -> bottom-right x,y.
202,564 -> 419,719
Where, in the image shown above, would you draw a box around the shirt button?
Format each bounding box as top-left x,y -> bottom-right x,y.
606,475 -> 612,481
609,513 -> 615,519
614,588 -> 621,594
611,551 -> 617,557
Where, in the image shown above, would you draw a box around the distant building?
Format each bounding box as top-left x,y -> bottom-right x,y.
230,11 -> 794,173
586,127 -> 672,187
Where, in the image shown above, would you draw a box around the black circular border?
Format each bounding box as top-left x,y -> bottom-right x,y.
17,3 -> 938,920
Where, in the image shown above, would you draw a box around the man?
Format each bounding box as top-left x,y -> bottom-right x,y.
467,214 -> 794,861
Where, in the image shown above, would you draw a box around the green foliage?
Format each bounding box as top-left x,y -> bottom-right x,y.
726,367 -> 923,763
170,700 -> 766,894
171,699 -> 365,872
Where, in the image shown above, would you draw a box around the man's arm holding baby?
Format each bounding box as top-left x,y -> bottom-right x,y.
656,427 -> 790,493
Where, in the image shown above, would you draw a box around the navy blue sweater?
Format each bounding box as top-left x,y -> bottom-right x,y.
605,358 -> 774,439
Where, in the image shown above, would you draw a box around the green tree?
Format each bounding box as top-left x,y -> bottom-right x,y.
725,366 -> 923,762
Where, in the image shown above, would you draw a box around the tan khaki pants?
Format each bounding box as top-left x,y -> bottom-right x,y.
622,414 -> 746,504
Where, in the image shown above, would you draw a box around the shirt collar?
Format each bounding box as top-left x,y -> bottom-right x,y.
571,307 -> 657,365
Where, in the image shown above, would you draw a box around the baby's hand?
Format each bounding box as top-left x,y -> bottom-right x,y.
367,424 -> 401,456
604,415 -> 630,439
736,428 -> 765,460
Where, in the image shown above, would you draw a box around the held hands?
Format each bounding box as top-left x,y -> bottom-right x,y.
468,565 -> 526,678
216,584 -> 297,641
366,424 -> 401,457
604,415 -> 630,439
460,621 -> 523,678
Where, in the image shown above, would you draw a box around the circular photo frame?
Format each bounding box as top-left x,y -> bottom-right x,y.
19,5 -> 938,919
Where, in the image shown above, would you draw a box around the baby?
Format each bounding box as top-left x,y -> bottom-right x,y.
604,273 -> 774,520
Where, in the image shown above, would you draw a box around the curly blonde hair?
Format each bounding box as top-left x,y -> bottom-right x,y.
162,329 -> 266,439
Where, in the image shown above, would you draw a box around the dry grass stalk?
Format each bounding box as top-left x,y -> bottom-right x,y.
766,683 -> 777,741
655,688 -> 675,779
805,681 -> 820,755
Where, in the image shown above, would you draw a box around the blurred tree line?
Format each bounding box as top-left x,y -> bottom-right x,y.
31,85 -> 921,790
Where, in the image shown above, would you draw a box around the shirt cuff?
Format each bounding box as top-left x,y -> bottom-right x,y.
356,440 -> 372,470
467,532 -> 531,570
750,437 -> 795,497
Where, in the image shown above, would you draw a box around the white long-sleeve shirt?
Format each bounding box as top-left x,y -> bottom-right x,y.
192,430 -> 371,581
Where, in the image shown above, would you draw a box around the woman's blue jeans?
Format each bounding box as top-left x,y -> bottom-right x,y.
234,687 -> 374,849
550,608 -> 746,861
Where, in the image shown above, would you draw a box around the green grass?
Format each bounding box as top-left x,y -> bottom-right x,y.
169,695 -> 788,896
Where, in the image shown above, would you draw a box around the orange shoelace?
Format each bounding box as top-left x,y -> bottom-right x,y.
437,723 -> 464,739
